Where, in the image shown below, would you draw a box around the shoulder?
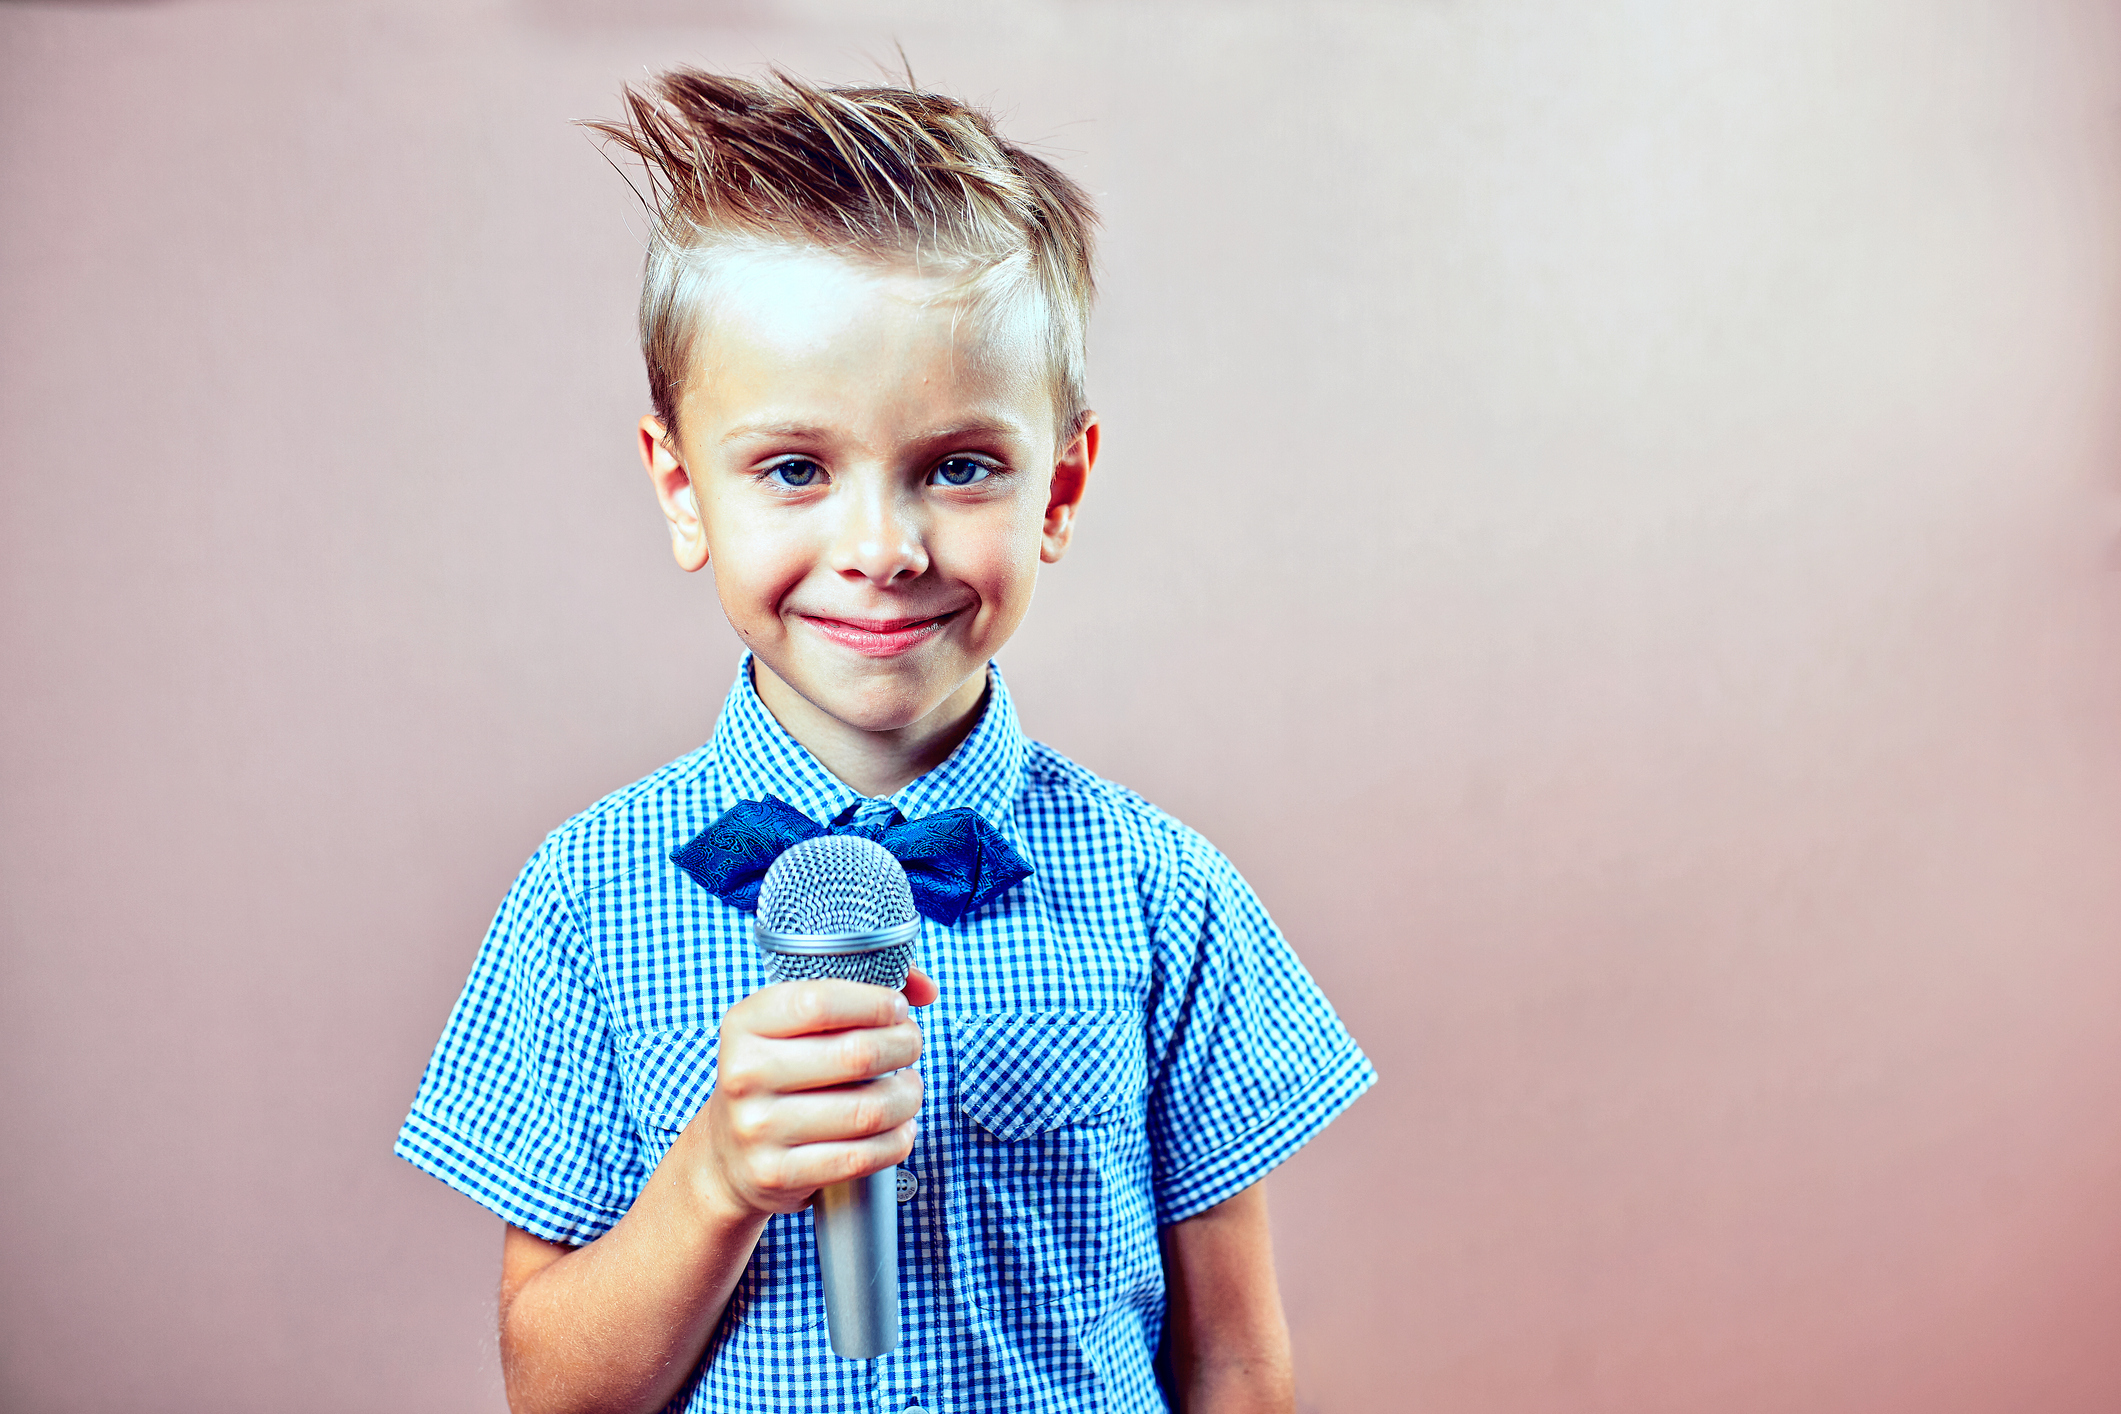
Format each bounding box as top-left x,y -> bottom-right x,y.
522,739 -> 724,903
1015,738 -> 1235,898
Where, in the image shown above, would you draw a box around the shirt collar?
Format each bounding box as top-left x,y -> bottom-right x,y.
708,655 -> 1027,829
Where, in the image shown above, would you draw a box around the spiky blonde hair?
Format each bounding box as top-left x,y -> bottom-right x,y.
585,68 -> 1099,449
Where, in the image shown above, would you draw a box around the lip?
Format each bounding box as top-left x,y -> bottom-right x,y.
798,609 -> 962,658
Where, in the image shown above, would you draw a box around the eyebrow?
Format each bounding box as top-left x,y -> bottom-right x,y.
912,419 -> 1027,444
719,420 -> 827,444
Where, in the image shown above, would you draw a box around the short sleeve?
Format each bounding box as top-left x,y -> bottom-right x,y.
394,840 -> 647,1244
1143,836 -> 1376,1224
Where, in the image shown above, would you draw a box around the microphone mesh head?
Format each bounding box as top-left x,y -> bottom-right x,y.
759,944 -> 915,988
755,835 -> 918,989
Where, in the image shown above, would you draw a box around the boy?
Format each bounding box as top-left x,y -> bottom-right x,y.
397,68 -> 1373,1414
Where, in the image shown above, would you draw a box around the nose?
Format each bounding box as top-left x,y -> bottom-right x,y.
829,476 -> 930,586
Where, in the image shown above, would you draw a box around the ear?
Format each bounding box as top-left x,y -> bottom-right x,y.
1040,415 -> 1099,565
640,415 -> 709,573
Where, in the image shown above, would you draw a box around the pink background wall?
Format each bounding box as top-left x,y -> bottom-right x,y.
5,2 -> 2120,1410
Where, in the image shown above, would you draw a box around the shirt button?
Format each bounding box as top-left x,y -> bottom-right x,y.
894,1166 -> 918,1203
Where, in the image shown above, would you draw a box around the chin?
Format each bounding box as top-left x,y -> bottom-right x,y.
763,651 -> 958,732
821,676 -> 958,733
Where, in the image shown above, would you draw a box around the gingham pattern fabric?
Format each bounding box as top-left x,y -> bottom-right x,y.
397,660 -> 1375,1414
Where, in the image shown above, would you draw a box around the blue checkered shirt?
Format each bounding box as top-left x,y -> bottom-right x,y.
397,660 -> 1374,1413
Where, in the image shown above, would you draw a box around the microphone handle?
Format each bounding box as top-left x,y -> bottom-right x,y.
814,1166 -> 899,1358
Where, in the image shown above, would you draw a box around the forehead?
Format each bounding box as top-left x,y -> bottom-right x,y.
682,247 -> 1053,443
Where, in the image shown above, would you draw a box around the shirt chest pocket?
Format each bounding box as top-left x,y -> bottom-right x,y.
616,1026 -> 823,1335
952,1010 -> 1154,1314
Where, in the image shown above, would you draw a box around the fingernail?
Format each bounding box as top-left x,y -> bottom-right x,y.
892,996 -> 910,1022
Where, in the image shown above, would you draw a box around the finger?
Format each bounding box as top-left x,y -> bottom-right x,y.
902,967 -> 939,1008
744,1021 -> 924,1093
717,1019 -> 924,1098
771,1122 -> 919,1194
731,1072 -> 924,1147
737,978 -> 910,1039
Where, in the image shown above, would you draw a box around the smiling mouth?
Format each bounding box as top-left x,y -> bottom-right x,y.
798,610 -> 962,658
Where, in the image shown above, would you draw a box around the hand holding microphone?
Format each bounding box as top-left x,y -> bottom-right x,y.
672,836 -> 934,1357
667,803 -> 1028,1356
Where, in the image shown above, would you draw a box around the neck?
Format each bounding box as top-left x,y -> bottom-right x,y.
750,660 -> 989,799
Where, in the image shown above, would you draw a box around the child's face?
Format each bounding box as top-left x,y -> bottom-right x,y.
642,249 -> 1094,742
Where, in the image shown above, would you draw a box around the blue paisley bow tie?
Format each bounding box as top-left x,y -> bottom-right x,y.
670,796 -> 1032,926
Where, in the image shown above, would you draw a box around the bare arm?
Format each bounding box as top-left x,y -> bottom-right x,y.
498,1184 -> 759,1414
1159,1182 -> 1295,1414
497,971 -> 937,1414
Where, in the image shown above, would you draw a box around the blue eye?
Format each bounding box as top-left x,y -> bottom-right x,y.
932,458 -> 993,486
766,459 -> 823,488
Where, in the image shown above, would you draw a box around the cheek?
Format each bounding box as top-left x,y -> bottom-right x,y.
704,507 -> 814,626
946,505 -> 1046,617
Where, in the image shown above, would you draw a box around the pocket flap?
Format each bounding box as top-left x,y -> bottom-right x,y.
616,1025 -> 719,1132
955,1010 -> 1146,1141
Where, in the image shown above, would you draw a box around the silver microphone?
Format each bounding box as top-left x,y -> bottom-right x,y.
754,834 -> 920,1360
